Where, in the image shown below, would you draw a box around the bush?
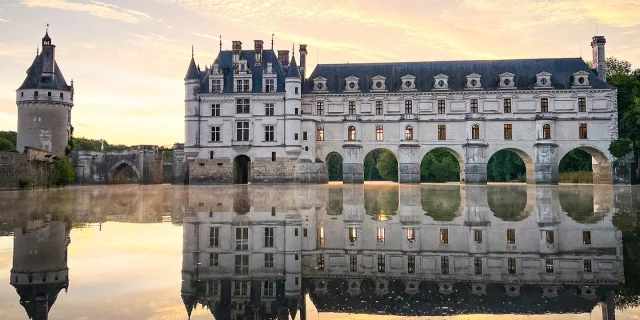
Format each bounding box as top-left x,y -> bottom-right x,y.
0,137 -> 15,152
609,139 -> 633,158
54,155 -> 75,186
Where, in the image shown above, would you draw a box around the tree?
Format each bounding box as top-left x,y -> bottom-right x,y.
364,150 -> 383,181
487,150 -> 526,182
559,149 -> 592,172
421,149 -> 460,182
72,137 -> 129,152
53,155 -> 75,186
326,153 -> 343,181
0,137 -> 15,152
0,131 -> 17,147
607,57 -> 633,78
376,150 -> 398,181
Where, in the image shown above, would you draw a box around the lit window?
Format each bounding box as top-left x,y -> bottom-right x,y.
407,228 -> 416,243
316,126 -> 324,141
317,227 -> 325,247
471,124 -> 480,140
543,124 -> 551,139
545,231 -> 554,244
405,125 -> 414,141
317,102 -> 324,115
375,125 -> 383,141
474,230 -> 482,244
504,124 -> 512,140
348,126 -> 356,141
440,229 -> 448,244
504,99 -> 512,113
507,229 -> 516,244
583,231 -> 591,244
438,125 -> 446,140
348,227 -> 357,243
376,227 -> 385,243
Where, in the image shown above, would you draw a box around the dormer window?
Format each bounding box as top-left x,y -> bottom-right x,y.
466,73 -> 482,90
313,77 -> 328,92
535,72 -> 552,89
265,62 -> 274,74
499,72 -> 515,89
434,74 -> 449,90
401,75 -> 416,91
572,71 -> 591,88
371,75 -> 387,92
344,76 -> 360,92
237,60 -> 249,74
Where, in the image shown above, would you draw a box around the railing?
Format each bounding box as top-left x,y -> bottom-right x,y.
401,114 -> 419,121
343,114 -> 361,121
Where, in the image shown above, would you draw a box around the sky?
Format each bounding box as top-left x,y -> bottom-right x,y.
0,0 -> 639,147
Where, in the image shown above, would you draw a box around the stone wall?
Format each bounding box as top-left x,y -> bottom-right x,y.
0,148 -> 56,189
71,146 -> 164,185
189,158 -> 233,184
172,148 -> 187,184
163,164 -> 172,183
251,157 -> 296,183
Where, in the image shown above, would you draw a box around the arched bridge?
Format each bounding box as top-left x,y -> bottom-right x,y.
71,146 -> 163,185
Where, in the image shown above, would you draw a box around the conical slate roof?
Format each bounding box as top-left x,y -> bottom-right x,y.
184,57 -> 200,81
18,52 -> 71,91
286,55 -> 301,78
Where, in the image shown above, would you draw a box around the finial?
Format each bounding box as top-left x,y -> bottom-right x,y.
46,23 -> 49,34
271,33 -> 274,50
36,46 -> 39,56
191,45 -> 194,58
219,34 -> 222,52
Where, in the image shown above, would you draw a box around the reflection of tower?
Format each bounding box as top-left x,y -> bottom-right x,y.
10,219 -> 70,320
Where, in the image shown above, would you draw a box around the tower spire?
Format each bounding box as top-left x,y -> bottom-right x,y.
191,45 -> 194,58
219,35 -> 222,52
271,34 -> 274,50
46,23 -> 49,35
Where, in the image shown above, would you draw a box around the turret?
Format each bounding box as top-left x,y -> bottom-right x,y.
284,54 -> 302,155
184,48 -> 200,147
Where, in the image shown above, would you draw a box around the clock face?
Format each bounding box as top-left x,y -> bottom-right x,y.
504,79 -> 511,86
317,83 -> 324,89
438,80 -> 445,87
376,81 -> 383,88
405,81 -> 412,88
470,79 -> 477,86
578,77 -> 585,84
349,82 -> 356,89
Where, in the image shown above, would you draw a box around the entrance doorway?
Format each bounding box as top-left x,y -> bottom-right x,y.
234,155 -> 251,184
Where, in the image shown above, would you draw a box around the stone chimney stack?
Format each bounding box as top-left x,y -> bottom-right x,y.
254,40 -> 263,66
278,50 -> 290,66
591,36 -> 607,83
299,44 -> 308,79
232,41 -> 242,66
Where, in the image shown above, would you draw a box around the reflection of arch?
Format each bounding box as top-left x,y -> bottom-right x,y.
108,160 -> 140,184
558,187 -> 605,223
325,152 -> 343,182
233,155 -> 251,184
363,148 -> 398,182
421,147 -> 464,183
559,146 -> 612,184
421,186 -> 462,221
364,187 -> 399,217
327,187 -> 344,215
487,186 -> 529,221
487,148 -> 534,184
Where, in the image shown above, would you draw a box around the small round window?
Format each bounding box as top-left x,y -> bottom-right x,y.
578,77 -> 585,84
376,81 -> 383,88
470,79 -> 477,86
405,80 -> 412,88
504,78 -> 511,86
317,82 -> 324,89
541,78 -> 547,85
349,82 -> 356,89
438,80 -> 445,87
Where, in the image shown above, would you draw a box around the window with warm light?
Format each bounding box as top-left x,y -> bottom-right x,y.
348,126 -> 356,141
348,228 -> 357,243
316,126 -> 324,141
376,125 -> 383,141
471,124 -> 480,140
543,124 -> 551,139
405,125 -> 414,141
377,227 -> 385,243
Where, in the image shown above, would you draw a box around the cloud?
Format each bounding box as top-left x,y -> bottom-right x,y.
21,0 -> 152,24
0,18 -> 9,23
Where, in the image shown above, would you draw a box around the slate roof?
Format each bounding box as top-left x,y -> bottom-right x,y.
18,53 -> 71,91
287,55 -> 301,78
304,58 -> 612,94
184,57 -> 200,81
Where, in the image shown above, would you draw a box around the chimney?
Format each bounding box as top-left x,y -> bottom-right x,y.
278,50 -> 289,66
254,40 -> 264,66
299,44 -> 308,79
232,41 -> 242,66
591,36 -> 606,82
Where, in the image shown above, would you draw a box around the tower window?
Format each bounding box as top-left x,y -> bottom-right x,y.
474,230 -> 482,244
543,124 -> 551,139
303,131 -> 308,140
316,126 -> 324,141
405,125 -> 414,141
545,231 -> 555,244
376,101 -> 383,115
578,98 -> 586,112
295,87 -> 299,94
438,100 -> 445,114
294,133 -> 298,140
348,126 -> 356,141
348,227 -> 357,243
405,100 -> 413,114
438,125 -> 446,140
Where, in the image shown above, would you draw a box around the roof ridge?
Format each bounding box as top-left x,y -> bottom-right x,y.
315,57 -> 585,67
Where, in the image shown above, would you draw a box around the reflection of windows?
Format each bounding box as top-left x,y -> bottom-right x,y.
408,255 -> 415,274
317,254 -> 324,271
438,125 -> 446,140
235,227 -> 249,250
440,229 -> 448,244
207,280 -> 219,295
508,257 -> 516,274
584,260 -> 592,272
474,230 -> 482,244
376,125 -> 384,141
507,229 -> 516,244
350,254 -> 357,272
317,227 -> 325,247
376,227 -> 385,243
234,255 -> 249,275
348,126 -> 356,141
264,227 -> 274,247
378,254 -> 385,272
407,228 -> 416,243
263,281 -> 275,296
546,259 -> 554,273
474,257 -> 482,275
209,227 -> 219,247
210,253 -> 218,266
583,231 -> 591,244
348,227 -> 357,243
545,230 -> 555,244
264,253 -> 274,268
441,256 -> 449,274
233,281 -> 249,296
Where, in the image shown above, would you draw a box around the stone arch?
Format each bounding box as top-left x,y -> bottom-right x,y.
486,148 -> 535,184
363,148 -> 398,182
325,151 -> 343,182
107,160 -> 141,184
420,147 -> 465,183
233,155 -> 251,184
558,146 -> 612,184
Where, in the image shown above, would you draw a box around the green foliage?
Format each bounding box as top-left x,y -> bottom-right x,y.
0,131 -> 17,148
363,150 -> 384,181
487,186 -> 528,221
487,150 -> 526,182
53,155 -> 75,186
558,172 -> 593,183
610,139 -> 633,158
606,57 -> 633,78
420,149 -> 460,182
326,153 -> 343,181
364,188 -> 399,216
558,190 -> 603,223
72,137 -> 129,152
0,137 -> 16,152
375,150 -> 398,182
18,179 -> 32,189
421,188 -> 461,221
559,149 -> 592,172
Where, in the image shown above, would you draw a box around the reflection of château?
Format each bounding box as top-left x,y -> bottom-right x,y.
181,185 -> 622,319
10,215 -> 70,320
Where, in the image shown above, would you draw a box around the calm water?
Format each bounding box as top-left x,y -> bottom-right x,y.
0,184 -> 639,320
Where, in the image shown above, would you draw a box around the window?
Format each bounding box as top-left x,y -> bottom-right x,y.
295,228 -> 299,236
317,254 -> 325,271
295,87 -> 299,94
471,124 -> 480,140
375,101 -> 383,115
578,97 -> 586,112
348,101 -> 356,114
303,131 -> 308,141
212,79 -> 222,92
316,126 -> 324,141
546,259 -> 554,273
272,152 -> 276,161
507,229 -> 516,244
348,227 -> 357,243
583,231 -> 591,244
264,253 -> 274,268
376,125 -> 384,141
508,257 -> 516,274
441,256 -> 449,274
541,98 -> 549,112
264,227 -> 274,247
209,227 -> 219,247
378,254 -> 385,272
235,227 -> 249,250
350,254 -> 357,272
405,125 -> 414,141
438,125 -> 446,140
407,228 -> 416,243
265,103 -> 274,116
405,100 -> 413,114
543,124 -> 551,139
438,100 -> 445,114
470,99 -> 478,113
294,133 -> 298,140
474,257 -> 482,275
504,124 -> 512,140
440,229 -> 448,244
265,78 -> 275,92
504,99 -> 512,113
264,126 -> 274,142
211,127 -> 220,142
408,255 -> 415,274
236,121 -> 250,141
474,230 -> 482,244
348,126 -> 356,141
48,91 -> 52,97
233,281 -> 249,296
211,104 -> 221,117
303,228 -> 308,237
208,280 -> 219,295
234,254 -> 249,275
34,91 -> 38,96
317,102 -> 324,115
236,79 -> 250,92
209,151 -> 214,159
377,227 -> 385,243
263,281 -> 275,296
579,123 -> 588,139
545,231 -> 555,244
317,227 -> 325,247
584,260 -> 592,273
209,253 -> 218,266
236,98 -> 250,113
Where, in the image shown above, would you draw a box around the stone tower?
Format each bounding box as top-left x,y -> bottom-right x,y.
16,29 -> 74,154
